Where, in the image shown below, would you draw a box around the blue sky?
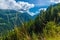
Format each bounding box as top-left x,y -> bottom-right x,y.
16,0 -> 60,16
16,0 -> 50,13
0,0 -> 60,16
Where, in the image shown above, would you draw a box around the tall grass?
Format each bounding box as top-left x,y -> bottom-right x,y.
0,13 -> 60,40
0,21 -> 60,40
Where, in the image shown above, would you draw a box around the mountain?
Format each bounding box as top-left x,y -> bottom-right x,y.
46,3 -> 60,23
0,9 -> 37,34
30,3 -> 60,33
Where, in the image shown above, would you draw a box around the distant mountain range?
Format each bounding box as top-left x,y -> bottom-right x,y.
0,9 -> 37,33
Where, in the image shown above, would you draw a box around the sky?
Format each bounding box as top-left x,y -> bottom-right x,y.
0,0 -> 60,16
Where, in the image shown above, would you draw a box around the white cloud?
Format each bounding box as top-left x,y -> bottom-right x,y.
39,8 -> 47,11
27,10 -> 36,16
18,2 -> 34,11
0,0 -> 35,13
50,0 -> 60,3
0,0 -> 35,16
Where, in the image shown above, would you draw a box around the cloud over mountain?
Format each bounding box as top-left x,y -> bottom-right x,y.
1,0 -> 60,16
0,0 -> 34,12
50,0 -> 60,3
0,0 -> 35,16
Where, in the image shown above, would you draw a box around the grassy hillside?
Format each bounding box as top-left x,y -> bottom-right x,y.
0,3 -> 60,40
